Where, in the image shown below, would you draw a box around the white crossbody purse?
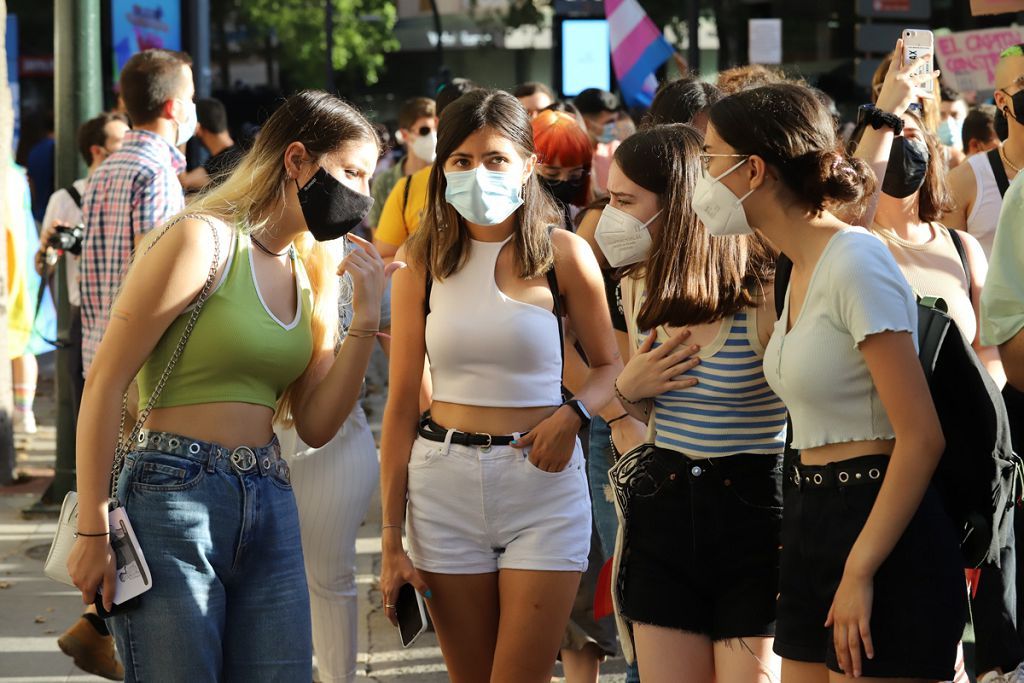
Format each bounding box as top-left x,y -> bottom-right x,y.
43,214 -> 222,587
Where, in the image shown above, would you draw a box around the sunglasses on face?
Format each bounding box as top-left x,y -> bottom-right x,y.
413,126 -> 433,136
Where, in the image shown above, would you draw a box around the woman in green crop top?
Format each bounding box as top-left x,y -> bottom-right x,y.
67,91 -> 401,681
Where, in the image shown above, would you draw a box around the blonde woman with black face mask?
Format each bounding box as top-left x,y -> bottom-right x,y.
68,91 -> 399,681
379,89 -> 621,683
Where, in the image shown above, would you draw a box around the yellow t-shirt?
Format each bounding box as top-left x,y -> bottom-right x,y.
374,165 -> 431,247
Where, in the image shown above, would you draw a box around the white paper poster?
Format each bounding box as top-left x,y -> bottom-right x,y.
749,19 -> 783,65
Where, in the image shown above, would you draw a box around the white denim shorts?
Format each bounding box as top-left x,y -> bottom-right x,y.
406,434 -> 592,574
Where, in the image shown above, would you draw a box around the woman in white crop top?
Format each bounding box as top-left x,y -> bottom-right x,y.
699,79 -> 966,680
865,102 -> 1014,683
379,90 -> 621,683
598,124 -> 785,681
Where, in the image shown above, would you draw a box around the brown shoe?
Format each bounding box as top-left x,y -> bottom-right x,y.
57,615 -> 125,681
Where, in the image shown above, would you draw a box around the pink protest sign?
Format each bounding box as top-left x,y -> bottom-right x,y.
971,0 -> 1024,15
936,26 -> 1024,91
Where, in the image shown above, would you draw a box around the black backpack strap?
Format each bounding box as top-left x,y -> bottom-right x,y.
64,184 -> 82,210
545,225 -> 572,399
547,266 -> 566,363
988,148 -> 1011,198
424,269 -> 432,316
401,174 -> 413,234
773,252 -> 797,485
774,253 -> 793,320
947,228 -> 973,303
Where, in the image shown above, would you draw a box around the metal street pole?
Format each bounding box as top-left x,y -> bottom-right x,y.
688,0 -> 700,76
325,0 -> 335,92
187,0 -> 212,98
28,0 -> 102,515
428,0 -> 445,80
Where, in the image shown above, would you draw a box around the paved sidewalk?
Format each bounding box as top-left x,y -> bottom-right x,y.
0,351 -> 628,681
0,365 -> 108,683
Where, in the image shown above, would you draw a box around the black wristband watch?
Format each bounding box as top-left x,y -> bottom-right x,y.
564,399 -> 592,427
857,104 -> 905,136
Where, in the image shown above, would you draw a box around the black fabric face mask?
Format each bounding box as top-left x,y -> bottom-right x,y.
996,108 -> 1010,142
882,136 -> 930,199
1001,88 -> 1024,127
296,167 -> 375,242
540,176 -> 583,205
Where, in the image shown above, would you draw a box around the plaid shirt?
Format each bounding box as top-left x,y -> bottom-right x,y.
80,129 -> 185,373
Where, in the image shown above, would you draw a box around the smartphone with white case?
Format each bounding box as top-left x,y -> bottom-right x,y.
902,29 -> 935,96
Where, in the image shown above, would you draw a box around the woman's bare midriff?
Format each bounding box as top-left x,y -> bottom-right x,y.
800,438 -> 896,466
429,401 -> 559,437
143,403 -> 277,451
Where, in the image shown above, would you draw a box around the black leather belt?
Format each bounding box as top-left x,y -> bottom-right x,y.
417,414 -> 522,449
792,454 -> 889,490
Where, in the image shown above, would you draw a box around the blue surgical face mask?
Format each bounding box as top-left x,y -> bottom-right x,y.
444,166 -> 524,226
598,121 -> 617,144
938,117 -> 963,149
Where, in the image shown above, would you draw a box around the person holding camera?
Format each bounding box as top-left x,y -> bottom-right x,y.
38,111 -> 128,681
39,110 -> 129,416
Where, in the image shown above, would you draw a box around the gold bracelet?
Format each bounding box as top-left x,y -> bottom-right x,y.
346,330 -> 377,339
349,327 -> 379,335
381,524 -> 403,531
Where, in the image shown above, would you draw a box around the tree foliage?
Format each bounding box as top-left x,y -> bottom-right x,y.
244,0 -> 399,88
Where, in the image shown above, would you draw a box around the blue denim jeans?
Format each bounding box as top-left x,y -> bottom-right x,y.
107,431 -> 312,682
587,417 -> 618,558
587,417 -> 640,683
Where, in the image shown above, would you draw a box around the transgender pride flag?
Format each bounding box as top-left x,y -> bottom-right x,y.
606,0 -> 676,108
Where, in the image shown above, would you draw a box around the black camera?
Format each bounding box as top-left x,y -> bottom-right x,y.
47,224 -> 84,255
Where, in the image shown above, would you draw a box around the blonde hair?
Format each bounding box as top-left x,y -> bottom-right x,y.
165,91 -> 379,423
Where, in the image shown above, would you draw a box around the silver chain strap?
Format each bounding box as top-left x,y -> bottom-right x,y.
109,213 -> 223,501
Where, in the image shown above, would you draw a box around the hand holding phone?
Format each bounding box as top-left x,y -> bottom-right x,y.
902,29 -> 935,97
396,582 -> 429,648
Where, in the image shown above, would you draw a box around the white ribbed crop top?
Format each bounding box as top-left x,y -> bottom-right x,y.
425,236 -> 564,407
763,228 -> 918,450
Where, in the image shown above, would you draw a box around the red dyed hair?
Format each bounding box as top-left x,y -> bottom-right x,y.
532,110 -> 593,206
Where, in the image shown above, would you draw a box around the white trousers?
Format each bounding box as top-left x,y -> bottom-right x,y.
279,404 -> 380,683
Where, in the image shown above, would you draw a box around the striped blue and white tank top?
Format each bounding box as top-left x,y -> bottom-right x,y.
649,309 -> 787,458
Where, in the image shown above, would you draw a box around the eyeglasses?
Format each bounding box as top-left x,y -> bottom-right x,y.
699,153 -> 749,172
414,126 -> 433,136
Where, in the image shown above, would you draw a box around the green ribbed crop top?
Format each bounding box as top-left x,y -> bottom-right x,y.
137,232 -> 314,410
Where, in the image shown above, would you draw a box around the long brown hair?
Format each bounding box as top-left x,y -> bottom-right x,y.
708,84 -> 876,215
618,124 -> 772,330
406,89 -> 561,280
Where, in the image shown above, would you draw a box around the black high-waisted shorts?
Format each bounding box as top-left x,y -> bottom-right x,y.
774,454 -> 967,679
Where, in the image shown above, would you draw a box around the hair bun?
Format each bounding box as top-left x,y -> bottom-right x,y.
790,149 -> 875,212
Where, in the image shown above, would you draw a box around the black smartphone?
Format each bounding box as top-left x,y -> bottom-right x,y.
93,592 -> 141,619
396,583 -> 428,648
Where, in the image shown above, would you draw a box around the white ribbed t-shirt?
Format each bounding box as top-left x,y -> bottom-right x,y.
763,228 -> 918,450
